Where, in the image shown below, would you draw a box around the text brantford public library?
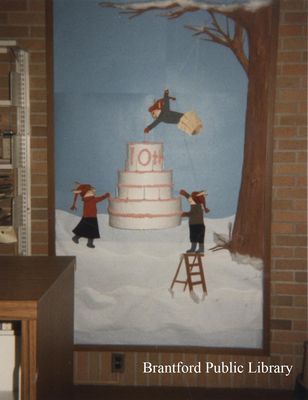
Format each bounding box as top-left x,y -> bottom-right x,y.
143,361 -> 293,377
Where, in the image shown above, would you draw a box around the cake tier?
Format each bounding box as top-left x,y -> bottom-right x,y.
119,170 -> 172,185
118,170 -> 173,200
108,197 -> 182,229
126,141 -> 164,172
118,185 -> 172,200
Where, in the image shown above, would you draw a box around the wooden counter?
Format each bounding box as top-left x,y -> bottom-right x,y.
0,256 -> 75,400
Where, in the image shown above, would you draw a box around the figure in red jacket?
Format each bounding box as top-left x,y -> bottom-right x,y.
70,183 -> 110,248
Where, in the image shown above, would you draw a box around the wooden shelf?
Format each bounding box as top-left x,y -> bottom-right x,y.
0,164 -> 13,170
0,100 -> 12,107
0,40 -> 17,48
0,392 -> 18,400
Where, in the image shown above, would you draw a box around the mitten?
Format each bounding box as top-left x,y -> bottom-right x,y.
180,189 -> 190,199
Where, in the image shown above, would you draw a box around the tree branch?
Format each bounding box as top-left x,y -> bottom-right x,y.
232,23 -> 249,73
186,24 -> 229,46
185,12 -> 248,75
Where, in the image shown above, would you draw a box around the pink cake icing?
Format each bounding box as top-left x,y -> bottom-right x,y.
108,141 -> 182,229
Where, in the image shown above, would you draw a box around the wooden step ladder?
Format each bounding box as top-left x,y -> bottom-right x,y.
169,253 -> 208,300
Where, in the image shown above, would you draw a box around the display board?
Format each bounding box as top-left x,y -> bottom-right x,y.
54,0 -> 278,349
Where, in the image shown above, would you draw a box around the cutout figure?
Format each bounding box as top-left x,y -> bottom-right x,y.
144,89 -> 203,136
180,189 -> 210,253
70,183 -> 110,248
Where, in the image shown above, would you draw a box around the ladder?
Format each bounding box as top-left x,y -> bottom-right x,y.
169,253 -> 208,300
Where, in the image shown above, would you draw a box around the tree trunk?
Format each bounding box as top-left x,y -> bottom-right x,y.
229,3 -> 279,259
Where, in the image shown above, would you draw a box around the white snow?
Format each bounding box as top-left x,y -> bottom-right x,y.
56,209 -> 263,348
99,0 -> 272,14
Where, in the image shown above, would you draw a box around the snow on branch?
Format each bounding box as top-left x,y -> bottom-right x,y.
99,0 -> 272,19
100,1 -> 201,19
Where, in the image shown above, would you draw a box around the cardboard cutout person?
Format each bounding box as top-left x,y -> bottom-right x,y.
144,89 -> 203,136
70,183 -> 110,248
180,189 -> 210,253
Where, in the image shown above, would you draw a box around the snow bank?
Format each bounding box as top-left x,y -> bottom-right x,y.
56,209 -> 263,348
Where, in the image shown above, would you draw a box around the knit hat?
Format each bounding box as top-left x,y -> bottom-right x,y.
71,183 -> 93,210
148,98 -> 164,113
191,191 -> 210,213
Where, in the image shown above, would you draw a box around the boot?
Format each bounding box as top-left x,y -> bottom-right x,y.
196,243 -> 204,253
186,242 -> 197,253
87,238 -> 95,248
72,235 -> 80,244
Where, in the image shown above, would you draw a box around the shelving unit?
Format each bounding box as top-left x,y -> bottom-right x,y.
0,40 -> 31,255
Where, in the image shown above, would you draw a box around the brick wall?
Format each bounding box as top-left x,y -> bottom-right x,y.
268,0 -> 307,386
0,0 -> 306,390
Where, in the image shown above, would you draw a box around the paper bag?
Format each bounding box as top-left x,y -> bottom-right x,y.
177,111 -> 203,136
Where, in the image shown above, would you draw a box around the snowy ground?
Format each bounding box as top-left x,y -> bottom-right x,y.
56,210 -> 263,348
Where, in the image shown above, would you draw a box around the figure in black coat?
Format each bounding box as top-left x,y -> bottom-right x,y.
144,89 -> 203,136
144,89 -> 183,134
180,189 -> 210,254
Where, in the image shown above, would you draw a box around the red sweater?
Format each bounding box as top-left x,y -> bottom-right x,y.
82,194 -> 109,218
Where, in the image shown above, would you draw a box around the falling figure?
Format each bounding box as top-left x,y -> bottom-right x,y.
144,89 -> 203,136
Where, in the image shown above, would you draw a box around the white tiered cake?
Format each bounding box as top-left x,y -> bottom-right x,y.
108,141 -> 182,229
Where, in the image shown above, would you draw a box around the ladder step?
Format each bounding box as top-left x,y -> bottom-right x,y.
171,253 -> 207,295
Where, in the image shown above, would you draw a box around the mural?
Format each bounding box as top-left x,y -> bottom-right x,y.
54,0 -> 276,348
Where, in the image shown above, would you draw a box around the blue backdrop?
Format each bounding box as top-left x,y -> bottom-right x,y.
53,0 -> 248,218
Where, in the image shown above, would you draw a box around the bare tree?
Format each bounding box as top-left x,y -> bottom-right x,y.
100,0 -> 279,261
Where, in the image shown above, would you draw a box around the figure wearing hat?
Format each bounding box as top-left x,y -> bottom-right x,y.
180,189 -> 210,253
144,89 -> 203,136
70,183 -> 110,248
